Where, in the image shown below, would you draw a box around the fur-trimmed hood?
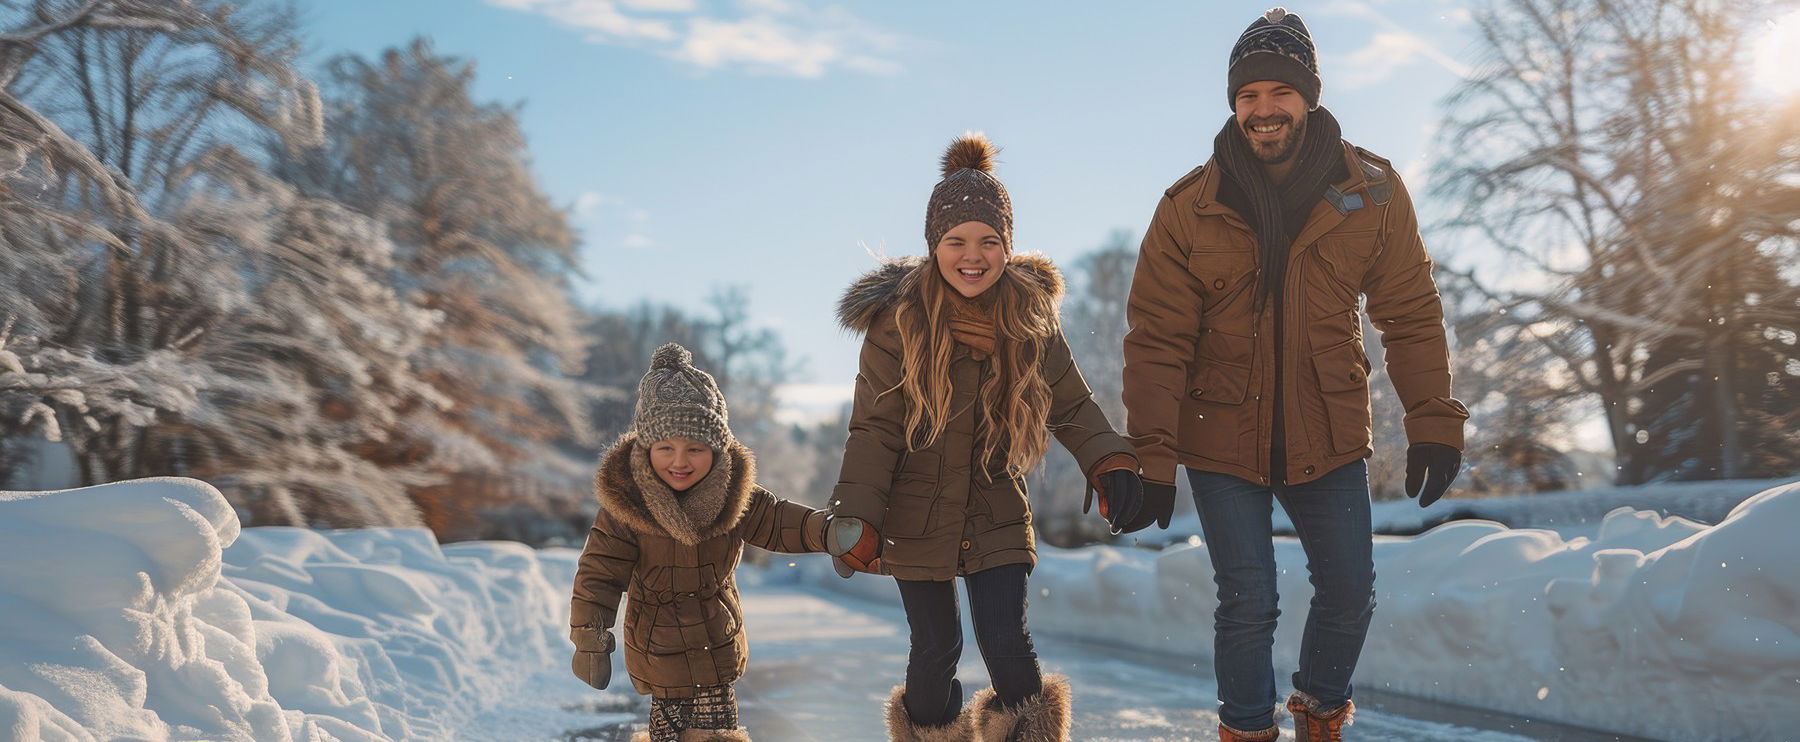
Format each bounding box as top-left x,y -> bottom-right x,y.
594,431 -> 756,545
835,252 -> 1066,335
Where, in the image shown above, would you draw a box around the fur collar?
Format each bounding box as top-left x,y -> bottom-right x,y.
594,431 -> 757,545
836,252 -> 1065,335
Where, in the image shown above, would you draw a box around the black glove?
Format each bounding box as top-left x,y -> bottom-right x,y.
1096,470 -> 1144,532
1116,481 -> 1177,533
569,625 -> 614,690
1405,442 -> 1462,508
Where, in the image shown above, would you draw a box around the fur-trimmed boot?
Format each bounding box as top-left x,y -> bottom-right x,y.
1217,721 -> 1279,741
631,727 -> 751,742
677,729 -> 751,742
884,683 -> 976,742
1287,691 -> 1355,742
969,674 -> 1072,742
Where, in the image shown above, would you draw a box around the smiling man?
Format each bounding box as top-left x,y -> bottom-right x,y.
1118,7 -> 1469,741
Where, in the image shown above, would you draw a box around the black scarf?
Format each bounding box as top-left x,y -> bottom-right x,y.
1212,106 -> 1344,312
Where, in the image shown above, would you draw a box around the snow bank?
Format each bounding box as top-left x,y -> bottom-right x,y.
1141,477 -> 1790,546
0,478 -> 571,741
1013,480 -> 1800,741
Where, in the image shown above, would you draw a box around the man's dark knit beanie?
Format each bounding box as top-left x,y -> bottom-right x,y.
1228,7 -> 1322,110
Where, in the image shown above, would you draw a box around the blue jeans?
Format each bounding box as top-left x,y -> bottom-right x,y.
1188,459 -> 1375,731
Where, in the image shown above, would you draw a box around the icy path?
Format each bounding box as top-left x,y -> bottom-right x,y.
535,574 -> 1643,741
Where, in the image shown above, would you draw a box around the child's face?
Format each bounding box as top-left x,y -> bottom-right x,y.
648,437 -> 713,491
934,220 -> 1007,298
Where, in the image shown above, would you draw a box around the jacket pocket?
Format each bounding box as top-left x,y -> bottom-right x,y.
705,590 -> 741,647
1304,230 -> 1378,320
1180,358 -> 1252,465
1187,247 -> 1257,314
1312,338 -> 1372,455
884,452 -> 940,538
979,476 -> 1029,528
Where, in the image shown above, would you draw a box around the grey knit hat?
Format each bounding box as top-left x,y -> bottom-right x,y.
924,133 -> 1013,251
1227,7 -> 1321,110
632,343 -> 732,451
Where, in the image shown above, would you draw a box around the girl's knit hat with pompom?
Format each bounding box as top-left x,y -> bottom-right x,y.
924,133 -> 1012,251
632,343 -> 732,450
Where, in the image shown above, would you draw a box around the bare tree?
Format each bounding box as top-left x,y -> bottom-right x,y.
1432,0 -> 1800,484
1032,231 -> 1137,546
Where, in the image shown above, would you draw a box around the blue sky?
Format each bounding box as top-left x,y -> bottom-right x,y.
298,0 -> 1482,408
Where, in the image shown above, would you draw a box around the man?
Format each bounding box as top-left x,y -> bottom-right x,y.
1117,8 -> 1468,741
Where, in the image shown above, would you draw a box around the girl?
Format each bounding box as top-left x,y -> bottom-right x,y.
828,135 -> 1146,741
570,343 -> 853,742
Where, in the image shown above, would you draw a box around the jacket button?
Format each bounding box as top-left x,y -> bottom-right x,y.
961,540 -> 972,550
1189,388 -> 1205,400
1213,279 -> 1226,289
1304,466 -> 1316,476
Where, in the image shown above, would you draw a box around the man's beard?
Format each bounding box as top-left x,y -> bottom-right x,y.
1242,113 -> 1307,164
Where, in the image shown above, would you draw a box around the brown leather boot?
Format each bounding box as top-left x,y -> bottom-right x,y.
1287,691 -> 1355,742
1217,721 -> 1279,741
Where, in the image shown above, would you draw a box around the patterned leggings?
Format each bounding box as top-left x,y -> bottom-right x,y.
647,684 -> 739,741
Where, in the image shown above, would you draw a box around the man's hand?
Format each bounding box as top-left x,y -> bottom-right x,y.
1405,442 -> 1462,508
1116,481 -> 1177,533
1096,470 -> 1145,532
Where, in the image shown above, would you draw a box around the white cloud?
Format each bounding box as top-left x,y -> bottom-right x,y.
619,0 -> 695,10
675,16 -> 839,77
573,191 -> 613,214
493,0 -> 678,42
485,0 -> 902,78
1319,0 -> 1473,87
572,192 -> 655,249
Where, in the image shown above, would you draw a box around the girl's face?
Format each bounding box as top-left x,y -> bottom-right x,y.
935,221 -> 1008,298
648,437 -> 713,491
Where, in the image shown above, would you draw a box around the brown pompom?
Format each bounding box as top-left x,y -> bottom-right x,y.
940,132 -> 997,176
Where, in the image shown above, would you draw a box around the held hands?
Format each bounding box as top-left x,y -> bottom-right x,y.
1115,481 -> 1177,533
1095,470 -> 1145,533
1405,442 -> 1463,508
825,515 -> 882,578
569,625 -> 614,690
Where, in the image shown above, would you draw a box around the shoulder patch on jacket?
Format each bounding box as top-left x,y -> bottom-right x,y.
1355,147 -> 1396,206
1165,163 -> 1209,198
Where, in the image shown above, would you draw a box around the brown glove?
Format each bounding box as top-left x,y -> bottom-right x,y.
569,625 -> 615,690
825,515 -> 882,578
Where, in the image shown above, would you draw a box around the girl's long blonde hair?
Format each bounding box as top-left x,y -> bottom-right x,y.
890,259 -> 1057,478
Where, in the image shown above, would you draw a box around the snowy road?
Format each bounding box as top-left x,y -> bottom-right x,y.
543,577 -> 1651,742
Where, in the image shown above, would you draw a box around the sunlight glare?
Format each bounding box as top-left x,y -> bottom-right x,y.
1751,9 -> 1800,94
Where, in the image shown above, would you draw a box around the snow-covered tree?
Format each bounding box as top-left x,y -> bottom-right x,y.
0,2 -> 460,526
270,39 -> 599,539
1,0 -> 320,486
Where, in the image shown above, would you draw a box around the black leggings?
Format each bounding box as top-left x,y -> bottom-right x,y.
895,562 -> 1042,726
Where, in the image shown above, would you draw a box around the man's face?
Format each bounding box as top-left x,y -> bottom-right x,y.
1233,80 -> 1310,163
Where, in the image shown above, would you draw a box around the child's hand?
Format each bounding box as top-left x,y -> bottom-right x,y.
569,625 -> 615,690
825,516 -> 882,578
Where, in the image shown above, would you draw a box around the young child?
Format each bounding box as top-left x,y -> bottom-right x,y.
569,343 -> 848,742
